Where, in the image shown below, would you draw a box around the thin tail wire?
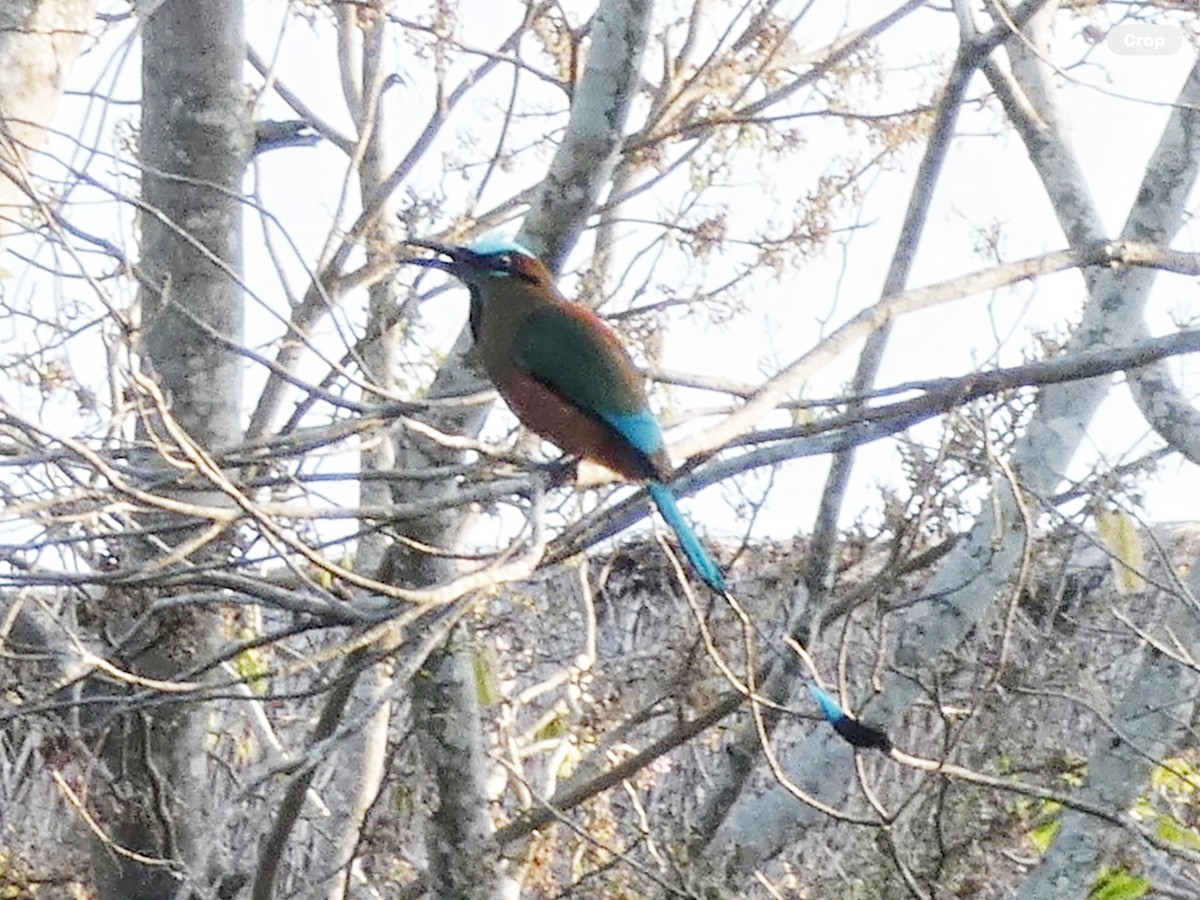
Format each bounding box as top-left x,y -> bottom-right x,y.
737,587 -> 892,752
646,481 -> 889,750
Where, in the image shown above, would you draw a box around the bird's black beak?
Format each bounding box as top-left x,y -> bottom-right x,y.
398,238 -> 482,274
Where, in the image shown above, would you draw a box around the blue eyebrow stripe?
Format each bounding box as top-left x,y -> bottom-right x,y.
469,233 -> 537,259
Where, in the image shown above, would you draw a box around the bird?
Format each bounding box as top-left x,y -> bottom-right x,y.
402,234 -> 894,753
402,234 -> 726,593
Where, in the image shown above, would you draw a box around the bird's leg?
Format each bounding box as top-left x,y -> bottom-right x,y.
544,455 -> 580,490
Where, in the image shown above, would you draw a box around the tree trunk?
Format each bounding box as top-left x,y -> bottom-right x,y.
0,0 -> 94,243
89,2 -> 247,897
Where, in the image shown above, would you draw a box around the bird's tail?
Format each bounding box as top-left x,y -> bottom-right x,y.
805,681 -> 892,751
806,681 -> 847,724
647,481 -> 725,592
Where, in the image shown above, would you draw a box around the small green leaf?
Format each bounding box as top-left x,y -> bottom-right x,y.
1028,817 -> 1061,855
1129,795 -> 1154,821
535,713 -> 567,741
1155,814 -> 1200,851
1150,754 -> 1200,798
472,641 -> 502,708
1088,867 -> 1149,900
1095,509 -> 1146,595
233,627 -> 269,695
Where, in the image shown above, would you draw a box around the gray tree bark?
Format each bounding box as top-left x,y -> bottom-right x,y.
0,0 -> 94,243
89,1 -> 247,897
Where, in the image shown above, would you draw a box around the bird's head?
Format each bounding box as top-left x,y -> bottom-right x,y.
402,235 -> 552,289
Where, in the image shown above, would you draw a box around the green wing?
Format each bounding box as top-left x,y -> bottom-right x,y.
514,306 -> 646,418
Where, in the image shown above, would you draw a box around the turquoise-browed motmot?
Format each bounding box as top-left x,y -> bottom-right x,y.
404,235 -> 725,593
402,235 -> 892,752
